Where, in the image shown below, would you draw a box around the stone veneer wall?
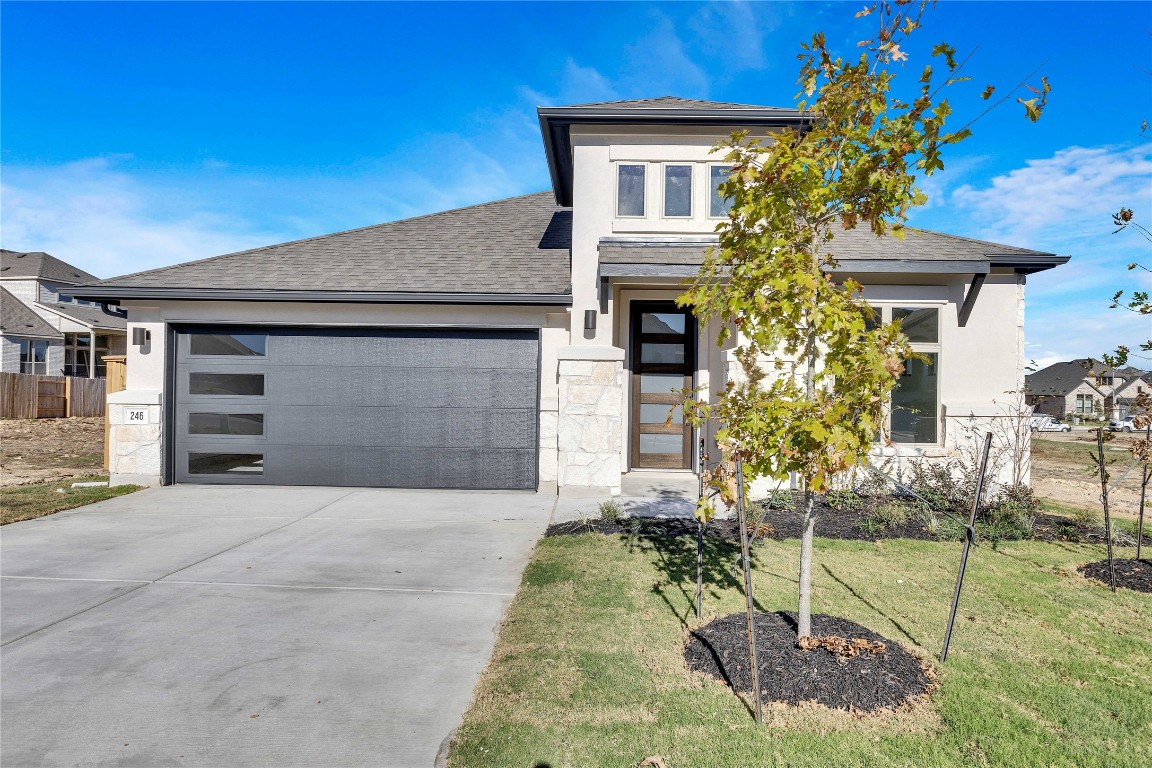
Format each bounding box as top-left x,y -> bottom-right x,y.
107,390 -> 163,486
557,357 -> 624,493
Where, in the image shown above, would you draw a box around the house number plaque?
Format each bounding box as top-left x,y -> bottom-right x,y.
125,408 -> 149,424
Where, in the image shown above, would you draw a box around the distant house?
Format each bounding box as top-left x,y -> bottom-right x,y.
0,250 -> 127,377
1025,359 -> 1149,420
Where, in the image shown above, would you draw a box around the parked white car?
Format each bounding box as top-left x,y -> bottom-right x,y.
1031,416 -> 1071,433
1108,416 -> 1139,432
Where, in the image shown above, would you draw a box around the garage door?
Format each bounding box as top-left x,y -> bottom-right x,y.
172,326 -> 540,489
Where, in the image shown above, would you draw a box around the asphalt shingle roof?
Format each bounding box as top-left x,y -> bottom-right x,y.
0,250 -> 100,284
560,96 -> 791,111
0,287 -> 62,339
1024,359 -> 1144,397
37,301 -> 127,331
82,193 -> 572,296
599,226 -> 1052,265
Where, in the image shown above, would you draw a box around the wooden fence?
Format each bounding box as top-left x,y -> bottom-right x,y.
0,372 -> 107,419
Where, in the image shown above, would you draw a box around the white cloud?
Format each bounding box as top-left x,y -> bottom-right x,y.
0,136 -> 549,280
0,158 -> 281,279
950,144 -> 1152,250
915,144 -> 1152,366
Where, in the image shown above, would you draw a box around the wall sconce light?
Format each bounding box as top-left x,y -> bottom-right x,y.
132,327 -> 150,346
584,309 -> 597,331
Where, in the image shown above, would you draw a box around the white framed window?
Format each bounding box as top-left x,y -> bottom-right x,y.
663,164 -> 693,218
19,339 -> 49,375
616,164 -> 646,217
708,164 -> 734,218
869,305 -> 941,444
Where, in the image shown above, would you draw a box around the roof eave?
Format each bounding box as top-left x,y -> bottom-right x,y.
67,286 -> 574,306
988,254 -> 1071,274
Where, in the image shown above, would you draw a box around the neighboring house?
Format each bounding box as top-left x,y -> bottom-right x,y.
0,285 -> 64,374
0,249 -> 127,377
1026,359 -> 1150,420
71,96 -> 1069,491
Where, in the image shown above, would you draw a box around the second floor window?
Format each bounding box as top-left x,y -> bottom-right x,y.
709,165 -> 734,217
664,165 -> 692,217
617,164 -> 646,217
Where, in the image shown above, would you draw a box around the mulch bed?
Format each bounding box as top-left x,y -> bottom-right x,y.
684,611 -> 936,711
1077,559 -> 1152,593
545,504 -> 1140,546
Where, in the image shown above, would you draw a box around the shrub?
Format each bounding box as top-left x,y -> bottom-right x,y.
867,500 -> 912,529
858,516 -> 884,537
764,489 -> 796,511
929,515 -> 967,542
598,500 -> 624,524
826,489 -> 863,513
981,484 -> 1038,542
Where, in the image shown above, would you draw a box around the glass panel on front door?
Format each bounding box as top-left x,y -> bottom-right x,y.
631,303 -> 695,470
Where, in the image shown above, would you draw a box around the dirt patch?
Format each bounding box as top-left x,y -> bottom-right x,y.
685,612 -> 936,711
1078,559 -> 1152,593
1032,432 -> 1148,520
0,418 -> 105,487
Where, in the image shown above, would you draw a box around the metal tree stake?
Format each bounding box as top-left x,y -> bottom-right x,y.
941,431 -> 993,663
696,438 -> 705,619
1096,428 -> 1117,592
1138,423 -> 1150,563
735,459 -> 764,723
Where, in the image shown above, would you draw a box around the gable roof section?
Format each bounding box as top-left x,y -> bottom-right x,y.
1026,359 -> 1114,398
71,193 -> 573,304
0,287 -> 62,339
0,250 -> 100,284
36,301 -> 127,331
538,95 -> 810,206
599,225 -> 1066,275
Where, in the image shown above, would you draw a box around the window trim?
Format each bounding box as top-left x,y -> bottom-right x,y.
615,162 -> 647,219
661,162 -> 694,219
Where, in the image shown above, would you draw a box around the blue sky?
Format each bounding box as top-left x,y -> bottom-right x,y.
2,1 -> 1149,367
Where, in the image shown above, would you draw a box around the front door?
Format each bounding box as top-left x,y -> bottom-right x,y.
630,302 -> 695,469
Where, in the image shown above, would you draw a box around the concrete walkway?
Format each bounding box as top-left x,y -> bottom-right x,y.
1,485 -> 554,768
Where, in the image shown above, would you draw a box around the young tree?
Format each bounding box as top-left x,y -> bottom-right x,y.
682,0 -> 1047,640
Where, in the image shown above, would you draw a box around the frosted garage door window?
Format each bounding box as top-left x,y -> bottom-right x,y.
189,333 -> 267,356
189,373 -> 265,396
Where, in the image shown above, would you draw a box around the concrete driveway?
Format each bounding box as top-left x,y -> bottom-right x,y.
1,485 -> 554,767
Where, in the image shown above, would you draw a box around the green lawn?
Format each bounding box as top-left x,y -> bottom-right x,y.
0,476 -> 142,525
449,530 -> 1151,768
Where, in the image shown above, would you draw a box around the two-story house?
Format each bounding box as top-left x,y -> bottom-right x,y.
0,250 -> 128,377
1026,359 -> 1150,420
72,97 -> 1068,491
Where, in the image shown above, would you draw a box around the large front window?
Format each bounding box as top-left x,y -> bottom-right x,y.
871,305 -> 941,444
1076,394 -> 1096,417
19,340 -> 49,375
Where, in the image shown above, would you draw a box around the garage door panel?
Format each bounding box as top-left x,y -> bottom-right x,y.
269,367 -> 536,409
260,447 -> 537,489
268,333 -> 539,370
264,406 -> 535,449
174,327 -> 540,489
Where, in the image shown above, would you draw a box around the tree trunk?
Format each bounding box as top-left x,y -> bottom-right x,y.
797,486 -> 816,640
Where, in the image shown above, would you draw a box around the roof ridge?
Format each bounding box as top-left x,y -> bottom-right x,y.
91,191 -> 560,286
